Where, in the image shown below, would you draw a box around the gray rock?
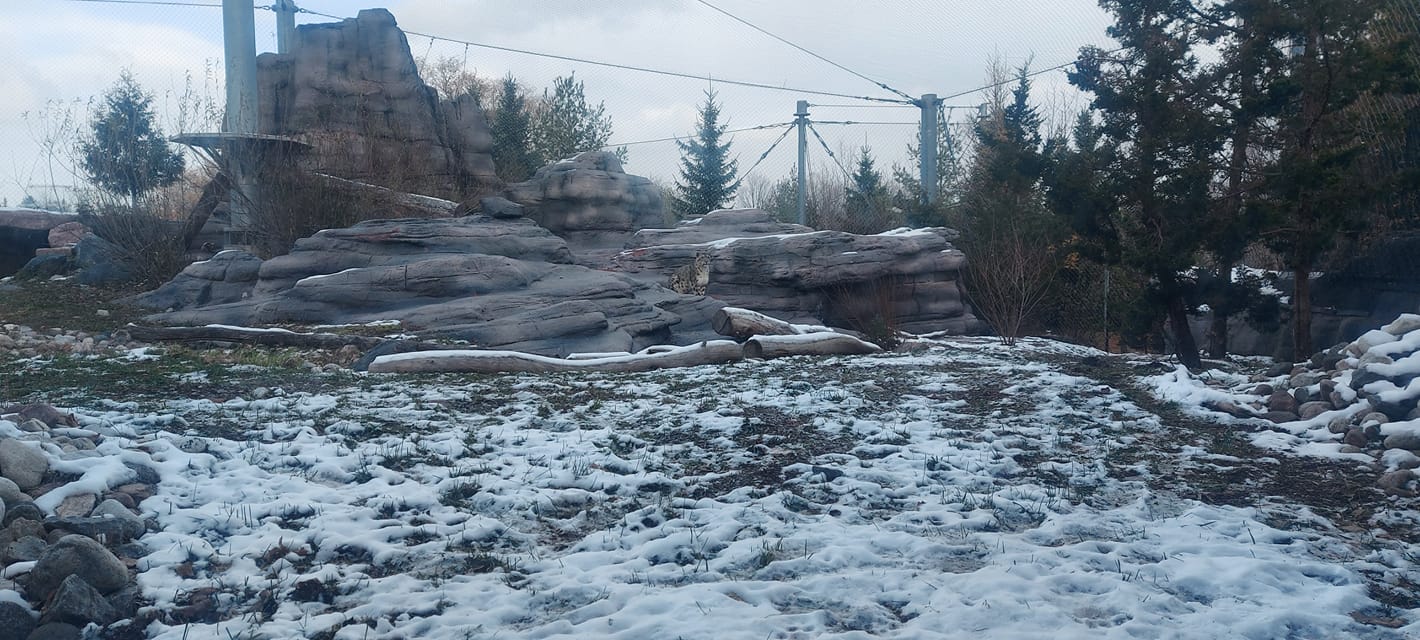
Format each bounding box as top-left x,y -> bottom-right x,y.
1369,398 -> 1415,422
3,535 -> 47,563
0,440 -> 48,491
0,601 -> 36,640
104,583 -> 143,620
16,420 -> 46,433
475,196 -> 525,219
1266,391 -> 1299,415
0,518 -> 45,547
3,501 -> 42,527
504,151 -> 665,248
1265,361 -> 1294,377
1289,372 -> 1323,388
39,575 -> 117,626
1343,428 -> 1370,448
1251,383 -> 1275,396
627,208 -> 812,247
255,8 -> 496,201
44,512 -> 144,543
122,462 -> 160,487
1263,411 -> 1300,423
1292,386 -> 1311,405
0,477 -> 27,506
25,534 -> 129,600
89,499 -> 145,537
1383,431 -> 1420,451
124,250 -> 263,311
1361,412 -> 1390,426
1298,401 -> 1333,420
23,622 -> 81,640
53,494 -> 95,519
1327,415 -> 1353,434
614,223 -> 979,334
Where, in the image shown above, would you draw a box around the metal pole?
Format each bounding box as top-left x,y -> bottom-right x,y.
222,0 -> 259,246
273,0 -> 298,55
796,100 -> 809,226
222,0 -> 258,134
919,93 -> 938,206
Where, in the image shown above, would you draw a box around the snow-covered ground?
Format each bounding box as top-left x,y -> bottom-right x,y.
7,337 -> 1419,639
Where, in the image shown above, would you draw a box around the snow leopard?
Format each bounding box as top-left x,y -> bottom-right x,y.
668,251 -> 711,296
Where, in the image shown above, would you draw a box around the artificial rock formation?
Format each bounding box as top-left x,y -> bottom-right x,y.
134,215 -> 723,356
502,152 -> 666,251
256,9 -> 496,201
0,209 -> 80,277
610,209 -> 981,335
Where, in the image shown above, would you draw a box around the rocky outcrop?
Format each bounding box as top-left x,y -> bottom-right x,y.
256,9 -> 496,201
134,215 -> 723,356
503,152 -> 665,251
611,210 -> 980,335
0,209 -> 79,277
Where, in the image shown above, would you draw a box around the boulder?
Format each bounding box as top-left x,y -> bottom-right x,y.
0,209 -> 78,277
39,575 -> 117,627
127,250 -> 264,311
504,151 -> 665,249
0,440 -> 49,491
0,476 -> 24,505
25,534 -> 129,600
1298,401 -> 1333,420
136,217 -> 723,357
613,222 -> 979,334
1384,431 -> 1420,451
1266,391 -> 1299,415
46,222 -> 88,249
255,9 -> 496,200
24,622 -> 81,640
0,601 -> 36,640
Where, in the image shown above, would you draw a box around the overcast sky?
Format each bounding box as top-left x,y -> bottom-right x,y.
0,0 -> 1117,208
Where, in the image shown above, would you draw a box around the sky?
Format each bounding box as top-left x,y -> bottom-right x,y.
0,0 -> 1118,209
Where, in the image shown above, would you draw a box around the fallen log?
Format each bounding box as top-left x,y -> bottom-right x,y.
743,333 -> 881,359
711,307 -> 802,339
127,324 -> 388,350
368,340 -> 746,374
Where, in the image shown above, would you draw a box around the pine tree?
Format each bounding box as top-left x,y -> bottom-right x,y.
490,75 -> 537,183
1256,0 -> 1417,358
673,90 -> 738,218
959,63 -> 1063,344
1069,0 -> 1220,369
528,73 -> 615,167
846,147 -> 887,215
80,71 -> 184,207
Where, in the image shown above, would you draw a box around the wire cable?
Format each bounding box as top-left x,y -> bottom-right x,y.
63,0 -> 231,6
693,0 -> 915,103
806,122 -> 855,184
936,49 -> 1123,102
727,124 -> 797,193
812,120 -> 919,126
603,122 -> 793,148
297,8 -> 913,104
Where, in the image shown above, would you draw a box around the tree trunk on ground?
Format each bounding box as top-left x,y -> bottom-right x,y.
1293,265 -> 1313,360
742,333 -> 881,359
711,307 -> 800,339
368,341 -> 746,374
1166,294 -> 1202,370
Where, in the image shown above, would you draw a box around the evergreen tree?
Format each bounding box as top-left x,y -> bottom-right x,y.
673,90 -> 738,217
1256,0 -> 1417,358
959,64 -> 1064,344
80,71 -> 184,207
1193,0 -> 1289,358
1069,0 -> 1219,370
846,147 -> 888,215
529,73 -> 615,166
490,75 -> 537,183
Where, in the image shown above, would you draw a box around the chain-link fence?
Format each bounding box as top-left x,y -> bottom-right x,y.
1,0 -> 1118,219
